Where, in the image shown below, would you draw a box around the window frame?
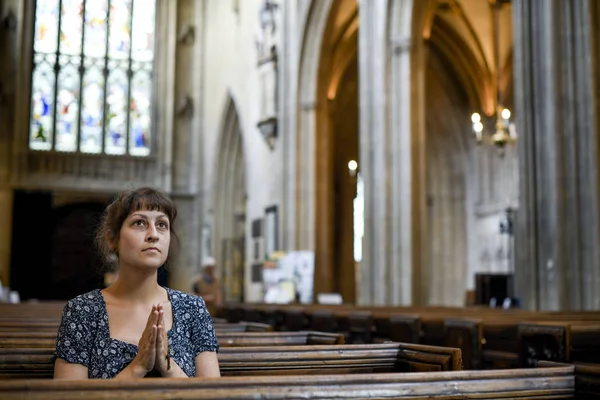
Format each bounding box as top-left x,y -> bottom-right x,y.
27,0 -> 159,158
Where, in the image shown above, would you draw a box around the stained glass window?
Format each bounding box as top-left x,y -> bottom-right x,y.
30,0 -> 156,156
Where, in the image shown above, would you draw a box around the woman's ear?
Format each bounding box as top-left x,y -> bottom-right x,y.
106,233 -> 118,255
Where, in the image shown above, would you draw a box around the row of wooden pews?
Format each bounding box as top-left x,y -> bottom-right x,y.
0,301 -> 589,398
218,302 -> 600,397
0,367 -> 576,399
221,303 -> 600,368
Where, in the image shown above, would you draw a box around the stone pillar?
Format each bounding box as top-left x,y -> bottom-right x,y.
295,0 -> 334,300
358,0 -> 389,305
280,0 -> 299,252
164,0 -> 206,292
513,0 -> 600,310
376,0 -> 432,306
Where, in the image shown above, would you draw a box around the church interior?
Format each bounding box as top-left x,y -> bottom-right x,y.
0,0 -> 599,397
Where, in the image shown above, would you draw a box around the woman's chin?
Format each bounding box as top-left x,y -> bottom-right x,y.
120,256 -> 168,271
131,260 -> 167,271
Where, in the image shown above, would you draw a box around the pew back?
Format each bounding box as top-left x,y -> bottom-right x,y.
0,365 -> 575,399
0,343 -> 462,379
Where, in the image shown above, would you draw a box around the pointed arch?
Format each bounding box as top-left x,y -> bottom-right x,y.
213,95 -> 246,303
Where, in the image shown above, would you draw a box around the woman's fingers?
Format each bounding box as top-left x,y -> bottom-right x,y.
149,324 -> 157,346
157,309 -> 164,327
145,305 -> 157,330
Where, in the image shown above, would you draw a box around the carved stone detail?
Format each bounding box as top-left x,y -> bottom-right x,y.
176,95 -> 194,119
18,153 -> 159,191
177,24 -> 195,45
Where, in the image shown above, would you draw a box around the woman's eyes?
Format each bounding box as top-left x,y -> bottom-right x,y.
132,219 -> 169,230
157,221 -> 169,230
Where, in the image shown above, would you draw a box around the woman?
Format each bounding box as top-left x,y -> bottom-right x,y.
53,187 -> 220,379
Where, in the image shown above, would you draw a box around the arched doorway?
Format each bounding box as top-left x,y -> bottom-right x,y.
50,202 -> 106,299
330,51 -> 359,304
422,1 -> 516,306
213,97 -> 246,303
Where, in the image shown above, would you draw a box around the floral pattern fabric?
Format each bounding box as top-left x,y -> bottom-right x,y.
53,287 -> 219,379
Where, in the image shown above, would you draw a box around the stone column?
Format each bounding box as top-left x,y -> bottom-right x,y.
381,0 -> 432,306
295,0 -> 335,300
280,0 -> 299,252
164,0 -> 206,292
357,0 -> 431,305
513,0 -> 600,310
358,0 -> 389,305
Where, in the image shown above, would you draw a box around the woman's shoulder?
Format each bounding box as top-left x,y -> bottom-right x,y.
62,289 -> 103,316
165,287 -> 209,311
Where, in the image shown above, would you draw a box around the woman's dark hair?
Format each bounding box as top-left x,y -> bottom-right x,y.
96,187 -> 180,269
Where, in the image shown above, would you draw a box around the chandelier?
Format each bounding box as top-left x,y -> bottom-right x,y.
470,0 -> 516,154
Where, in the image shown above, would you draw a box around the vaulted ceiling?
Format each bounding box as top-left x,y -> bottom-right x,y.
430,0 -> 514,114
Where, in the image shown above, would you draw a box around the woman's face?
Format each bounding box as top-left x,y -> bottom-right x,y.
116,209 -> 170,270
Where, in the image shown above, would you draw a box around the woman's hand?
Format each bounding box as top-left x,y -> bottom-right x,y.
130,304 -> 159,377
154,304 -> 170,374
154,303 -> 188,377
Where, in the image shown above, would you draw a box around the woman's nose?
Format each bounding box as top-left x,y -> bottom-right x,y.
147,225 -> 159,241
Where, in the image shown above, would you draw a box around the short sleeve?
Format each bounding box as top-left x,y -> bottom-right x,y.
191,297 -> 219,355
53,297 -> 95,367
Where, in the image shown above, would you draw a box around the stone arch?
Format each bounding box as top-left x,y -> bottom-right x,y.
296,0 -> 334,255
422,3 -> 518,305
296,0 -> 359,299
213,95 -> 246,302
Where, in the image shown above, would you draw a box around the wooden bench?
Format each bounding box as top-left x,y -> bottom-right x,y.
223,303 -> 600,369
0,331 -> 344,349
213,322 -> 273,332
0,320 -> 272,335
539,360 -> 600,399
443,318 -> 600,370
0,365 -> 575,399
573,362 -> 600,399
0,342 -> 461,379
217,331 -> 344,346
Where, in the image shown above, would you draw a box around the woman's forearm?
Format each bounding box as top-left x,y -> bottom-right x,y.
114,362 -> 148,380
163,360 -> 188,378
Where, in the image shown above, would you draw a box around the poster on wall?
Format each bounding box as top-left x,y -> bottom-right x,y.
263,251 -> 315,304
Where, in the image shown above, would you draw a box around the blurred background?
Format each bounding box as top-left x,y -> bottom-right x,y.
0,0 -> 598,311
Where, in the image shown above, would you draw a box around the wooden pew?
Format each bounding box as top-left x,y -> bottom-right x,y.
0,365 -> 575,399
0,342 -> 462,379
0,320 -> 272,335
539,360 -> 600,399
441,318 -> 600,370
573,363 -> 600,399
519,321 -> 600,367
224,303 -> 600,370
213,322 -> 273,332
0,331 -> 344,349
217,331 -> 344,346
7,301 -> 600,372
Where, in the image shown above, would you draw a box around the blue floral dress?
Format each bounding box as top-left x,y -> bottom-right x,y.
53,287 -> 219,379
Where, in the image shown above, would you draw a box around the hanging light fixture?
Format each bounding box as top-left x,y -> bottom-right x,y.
348,160 -> 358,177
471,0 -> 516,154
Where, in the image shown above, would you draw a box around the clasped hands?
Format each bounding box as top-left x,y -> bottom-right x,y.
131,303 -> 174,377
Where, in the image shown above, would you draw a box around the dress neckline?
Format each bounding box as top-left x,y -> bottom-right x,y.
96,287 -> 175,348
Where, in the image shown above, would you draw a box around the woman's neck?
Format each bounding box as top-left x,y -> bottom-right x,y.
106,266 -> 164,304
